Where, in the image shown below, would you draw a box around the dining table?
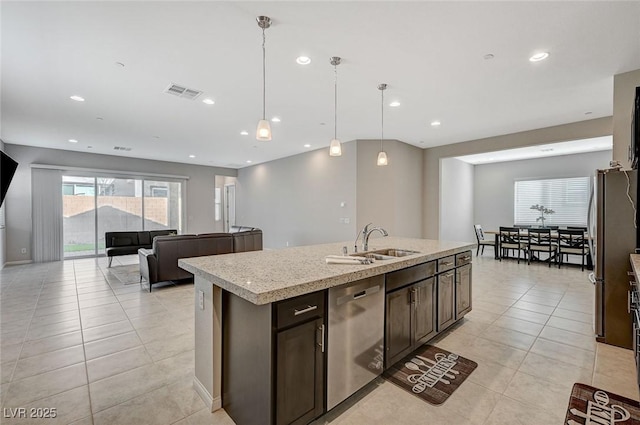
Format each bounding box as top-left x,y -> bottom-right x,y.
484,229 -> 593,270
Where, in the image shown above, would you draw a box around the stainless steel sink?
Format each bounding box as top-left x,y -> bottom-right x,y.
351,248 -> 420,260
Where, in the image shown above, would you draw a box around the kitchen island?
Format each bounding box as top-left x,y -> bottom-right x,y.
179,237 -> 474,425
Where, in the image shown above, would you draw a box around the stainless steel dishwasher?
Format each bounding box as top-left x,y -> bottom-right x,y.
327,275 -> 385,410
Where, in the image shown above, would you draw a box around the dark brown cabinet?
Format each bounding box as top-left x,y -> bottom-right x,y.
276,317 -> 324,425
385,261 -> 436,368
456,264 -> 472,319
222,290 -> 326,425
437,270 -> 456,331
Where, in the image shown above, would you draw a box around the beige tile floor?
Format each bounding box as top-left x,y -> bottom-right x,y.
0,253 -> 638,425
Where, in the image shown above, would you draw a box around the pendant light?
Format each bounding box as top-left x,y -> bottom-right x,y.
256,16 -> 272,141
377,83 -> 388,166
329,57 -> 342,157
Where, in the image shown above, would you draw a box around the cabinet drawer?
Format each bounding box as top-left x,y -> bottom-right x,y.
456,251 -> 472,267
276,291 -> 325,330
386,261 -> 436,292
437,255 -> 456,272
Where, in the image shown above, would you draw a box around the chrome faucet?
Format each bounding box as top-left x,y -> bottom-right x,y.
357,223 -> 388,252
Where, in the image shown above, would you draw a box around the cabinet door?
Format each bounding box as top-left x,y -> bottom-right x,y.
276,318 -> 324,425
385,288 -> 413,367
437,271 -> 456,331
414,277 -> 436,345
456,264 -> 472,319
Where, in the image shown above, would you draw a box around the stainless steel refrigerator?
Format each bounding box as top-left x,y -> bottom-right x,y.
588,168 -> 637,349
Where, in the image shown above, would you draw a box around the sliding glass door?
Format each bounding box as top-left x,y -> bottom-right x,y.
97,178 -> 143,255
63,176 -> 97,258
62,174 -> 183,259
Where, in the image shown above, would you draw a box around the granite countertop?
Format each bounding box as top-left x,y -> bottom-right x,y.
179,237 -> 475,305
631,254 -> 640,276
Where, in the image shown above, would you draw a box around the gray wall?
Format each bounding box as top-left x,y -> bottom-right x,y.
440,158 -> 474,243
613,69 -> 640,167
1,139 -> 6,267
3,144 -> 236,263
236,142 -> 357,249
356,139 -> 423,239
423,117 -> 613,239
473,150 -> 612,234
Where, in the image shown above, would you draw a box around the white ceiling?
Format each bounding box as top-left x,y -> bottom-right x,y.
2,2 -> 639,169
455,135 -> 613,164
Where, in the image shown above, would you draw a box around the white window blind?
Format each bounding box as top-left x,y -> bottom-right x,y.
514,177 -> 590,226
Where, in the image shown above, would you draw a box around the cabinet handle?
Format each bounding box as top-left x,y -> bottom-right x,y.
294,305 -> 318,316
628,291 -> 632,314
442,272 -> 454,278
318,324 -> 325,353
460,256 -> 471,261
441,261 -> 454,266
415,287 -> 420,306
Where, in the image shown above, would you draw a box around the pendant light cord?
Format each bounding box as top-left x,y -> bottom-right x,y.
380,87 -> 384,151
262,28 -> 266,120
334,64 -> 338,140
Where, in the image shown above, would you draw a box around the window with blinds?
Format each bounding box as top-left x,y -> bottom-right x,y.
514,177 -> 590,226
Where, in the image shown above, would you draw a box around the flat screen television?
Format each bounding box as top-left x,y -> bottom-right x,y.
1,150 -> 19,207
631,86 -> 640,169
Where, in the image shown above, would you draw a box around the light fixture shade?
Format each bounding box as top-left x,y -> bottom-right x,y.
256,119 -> 272,141
329,139 -> 342,156
377,151 -> 388,166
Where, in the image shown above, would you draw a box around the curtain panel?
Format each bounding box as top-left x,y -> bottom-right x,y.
32,168 -> 63,262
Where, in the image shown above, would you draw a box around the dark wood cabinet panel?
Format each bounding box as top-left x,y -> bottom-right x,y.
456,264 -> 472,319
276,318 -> 324,425
437,271 -> 455,331
385,288 -> 413,366
414,277 -> 436,344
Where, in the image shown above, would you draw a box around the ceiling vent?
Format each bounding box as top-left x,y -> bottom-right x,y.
113,146 -> 132,151
164,83 -> 203,100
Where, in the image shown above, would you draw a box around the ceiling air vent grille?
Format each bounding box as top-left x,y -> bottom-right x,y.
164,83 -> 203,100
113,146 -> 132,151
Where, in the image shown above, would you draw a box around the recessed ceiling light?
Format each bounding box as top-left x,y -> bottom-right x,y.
389,101 -> 401,107
202,98 -> 215,105
529,52 -> 549,62
96,117 -> 103,121
246,160 -> 253,164
484,54 -> 495,60
585,111 -> 593,115
153,136 -> 160,139
431,121 -> 441,127
189,154 -> 196,158
87,146 -> 93,149
115,62 -> 125,67
68,139 -> 78,143
271,117 -> 281,123
304,144 -> 311,148
70,95 -> 85,102
296,56 -> 311,65
240,131 -> 249,136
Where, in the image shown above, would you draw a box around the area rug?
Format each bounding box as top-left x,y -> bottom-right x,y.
383,345 -> 477,405
108,264 -> 141,285
565,383 -> 640,424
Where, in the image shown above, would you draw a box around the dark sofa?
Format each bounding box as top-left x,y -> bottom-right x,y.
105,229 -> 177,267
138,229 -> 262,291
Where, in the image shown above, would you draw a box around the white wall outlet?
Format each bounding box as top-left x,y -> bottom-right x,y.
20,248 -> 26,254
198,290 -> 204,310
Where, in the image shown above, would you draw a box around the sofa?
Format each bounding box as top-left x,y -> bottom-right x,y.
105,229 -> 177,267
138,229 -> 262,291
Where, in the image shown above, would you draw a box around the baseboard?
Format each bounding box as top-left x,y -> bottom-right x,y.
193,376 -> 221,412
4,260 -> 33,266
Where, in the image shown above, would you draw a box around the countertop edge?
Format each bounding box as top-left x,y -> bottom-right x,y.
180,242 -> 475,305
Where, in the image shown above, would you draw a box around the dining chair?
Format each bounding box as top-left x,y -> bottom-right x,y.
499,226 -> 526,263
567,226 -> 588,231
473,224 -> 495,257
514,224 -> 531,228
557,229 -> 589,271
527,228 -> 556,267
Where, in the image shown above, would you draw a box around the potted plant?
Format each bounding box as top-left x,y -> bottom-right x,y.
530,204 -> 555,228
